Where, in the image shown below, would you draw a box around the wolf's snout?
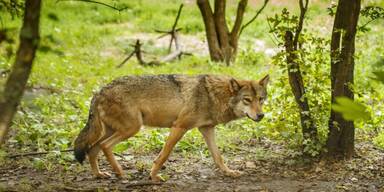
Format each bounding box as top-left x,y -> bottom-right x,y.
255,113 -> 264,121
257,113 -> 264,119
247,113 -> 264,122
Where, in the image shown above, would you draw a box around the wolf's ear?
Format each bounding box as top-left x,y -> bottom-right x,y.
229,78 -> 241,93
259,74 -> 270,87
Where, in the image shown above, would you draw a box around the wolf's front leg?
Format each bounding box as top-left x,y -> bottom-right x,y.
150,127 -> 188,182
198,126 -> 243,177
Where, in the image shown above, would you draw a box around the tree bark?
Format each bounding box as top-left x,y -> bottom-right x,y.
197,0 -> 223,62
284,31 -> 317,143
197,0 -> 248,65
282,0 -> 317,145
0,0 -> 41,147
327,0 -> 361,158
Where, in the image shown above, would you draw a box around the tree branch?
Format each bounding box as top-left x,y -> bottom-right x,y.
232,0 -> 248,37
171,4 -> 183,33
8,149 -> 73,158
116,40 -> 147,68
133,40 -> 146,65
293,0 -> 308,49
155,4 -> 184,53
214,0 -> 230,47
0,0 -> 41,146
116,50 -> 135,68
239,0 -> 269,36
196,0 -> 222,60
56,0 -> 129,12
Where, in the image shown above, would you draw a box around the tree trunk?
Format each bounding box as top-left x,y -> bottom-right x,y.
282,0 -> 317,146
326,0 -> 361,158
0,0 -> 41,147
284,31 -> 317,142
197,0 -> 247,65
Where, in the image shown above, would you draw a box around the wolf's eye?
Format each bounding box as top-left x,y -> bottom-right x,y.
243,98 -> 252,104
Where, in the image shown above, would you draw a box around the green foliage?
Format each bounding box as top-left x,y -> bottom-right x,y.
373,132 -> 384,149
267,9 -> 331,153
372,58 -> 384,83
267,8 -> 298,42
361,6 -> 384,20
359,6 -> 384,32
0,0 -> 24,19
332,97 -> 371,121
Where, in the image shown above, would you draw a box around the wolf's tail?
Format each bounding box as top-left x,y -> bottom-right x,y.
74,97 -> 105,164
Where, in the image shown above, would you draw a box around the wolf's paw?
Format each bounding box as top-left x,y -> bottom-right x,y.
95,172 -> 111,179
150,174 -> 165,182
115,173 -> 126,179
224,169 -> 243,177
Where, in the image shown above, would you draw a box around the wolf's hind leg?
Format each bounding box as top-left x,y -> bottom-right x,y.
100,128 -> 140,178
198,126 -> 242,177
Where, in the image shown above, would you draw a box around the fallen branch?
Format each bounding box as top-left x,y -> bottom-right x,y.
56,0 -> 129,12
116,40 -> 147,68
125,180 -> 164,188
8,149 -> 74,158
155,4 -> 184,53
117,4 -> 190,68
7,148 -> 127,159
116,51 -> 135,68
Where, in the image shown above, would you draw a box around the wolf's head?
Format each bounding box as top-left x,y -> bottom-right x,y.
229,75 -> 270,122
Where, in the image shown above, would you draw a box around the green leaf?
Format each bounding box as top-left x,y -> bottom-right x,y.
372,71 -> 384,84
332,97 -> 371,121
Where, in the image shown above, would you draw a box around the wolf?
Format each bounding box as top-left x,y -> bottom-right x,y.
74,74 -> 269,181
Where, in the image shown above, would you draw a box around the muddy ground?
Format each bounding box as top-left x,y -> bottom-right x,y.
1,141 -> 383,192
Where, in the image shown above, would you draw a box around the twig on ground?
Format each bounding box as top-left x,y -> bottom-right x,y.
125,180 -> 164,188
7,149 -> 126,159
117,39 -> 148,68
117,4 -> 191,68
8,149 -> 74,158
155,4 -> 184,53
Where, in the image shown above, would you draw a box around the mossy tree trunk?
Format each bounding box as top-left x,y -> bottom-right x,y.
283,0 -> 318,148
327,0 -> 361,158
0,0 -> 42,146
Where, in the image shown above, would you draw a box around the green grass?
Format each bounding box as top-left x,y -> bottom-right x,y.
0,0 -> 383,159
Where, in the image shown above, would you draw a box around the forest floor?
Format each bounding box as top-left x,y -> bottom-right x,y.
1,140 -> 383,192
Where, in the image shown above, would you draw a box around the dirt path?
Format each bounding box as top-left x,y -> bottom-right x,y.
1,142 -> 383,192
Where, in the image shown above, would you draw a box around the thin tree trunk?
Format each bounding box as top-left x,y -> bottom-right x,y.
284,31 -> 317,142
283,0 -> 317,145
0,0 -> 42,146
327,0 -> 361,158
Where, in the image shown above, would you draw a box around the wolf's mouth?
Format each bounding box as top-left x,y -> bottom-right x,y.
246,114 -> 262,122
